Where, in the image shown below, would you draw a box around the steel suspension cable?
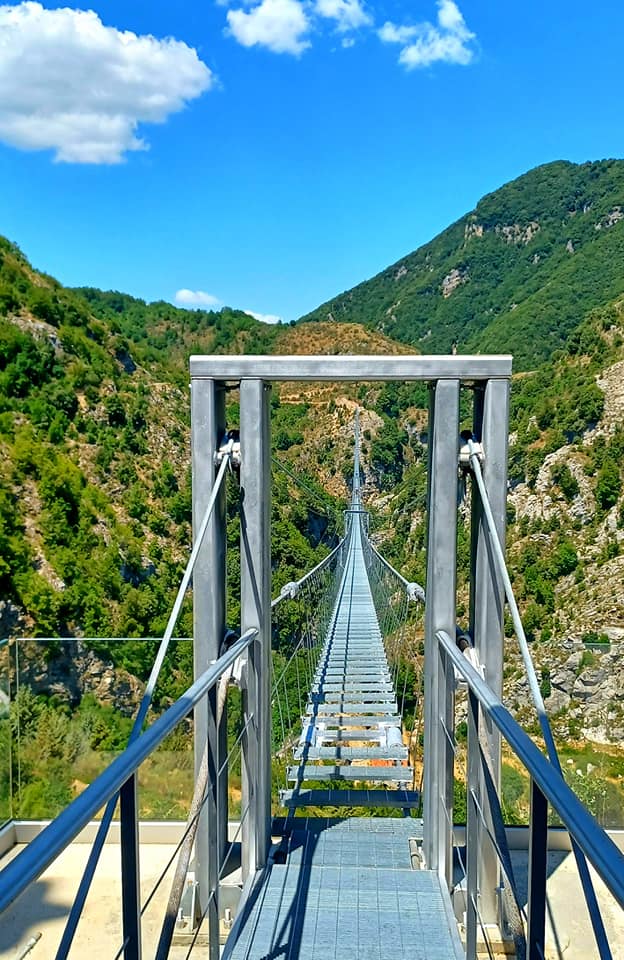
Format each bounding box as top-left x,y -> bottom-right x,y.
467,438 -> 612,960
55,450 -> 233,959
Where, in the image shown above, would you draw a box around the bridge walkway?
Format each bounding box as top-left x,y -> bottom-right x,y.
225,483 -> 462,959
225,818 -> 463,960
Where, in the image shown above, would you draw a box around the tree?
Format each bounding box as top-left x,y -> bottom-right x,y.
596,460 -> 620,511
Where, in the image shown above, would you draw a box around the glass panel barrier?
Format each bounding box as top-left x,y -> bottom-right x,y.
0,638 -> 10,826
9,638 -> 193,821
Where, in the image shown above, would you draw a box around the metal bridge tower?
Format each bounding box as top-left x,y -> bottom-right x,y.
189,354 -> 511,937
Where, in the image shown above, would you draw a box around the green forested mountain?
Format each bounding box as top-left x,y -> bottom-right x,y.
0,237 -> 339,695
300,159 -> 624,368
5,181 -> 624,820
73,286 -> 281,383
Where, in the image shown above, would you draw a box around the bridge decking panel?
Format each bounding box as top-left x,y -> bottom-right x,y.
224,820 -> 463,960
294,745 -> 408,761
280,788 -> 420,808
287,765 -> 413,782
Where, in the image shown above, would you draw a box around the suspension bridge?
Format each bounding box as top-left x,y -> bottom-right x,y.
0,354 -> 623,960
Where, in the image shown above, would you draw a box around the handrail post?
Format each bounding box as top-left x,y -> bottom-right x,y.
470,377 -> 509,924
466,688 -> 480,960
240,378 -> 272,879
119,773 -> 142,960
528,778 -> 548,960
424,378 -> 459,884
191,376 -> 226,954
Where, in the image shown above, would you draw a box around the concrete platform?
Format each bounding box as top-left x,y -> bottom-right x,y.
0,822 -> 240,960
1,822 -> 623,959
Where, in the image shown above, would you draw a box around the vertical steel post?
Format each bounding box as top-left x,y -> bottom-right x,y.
466,689 -> 480,960
119,774 -> 142,960
191,376 -> 226,956
424,378 -> 459,883
470,377 -> 510,923
239,379 -> 272,880
527,779 -> 548,960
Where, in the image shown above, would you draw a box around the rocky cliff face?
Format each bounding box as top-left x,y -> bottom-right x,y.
8,639 -> 143,715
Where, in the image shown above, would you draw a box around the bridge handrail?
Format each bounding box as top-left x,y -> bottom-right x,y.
436,627 -> 624,909
466,437 -> 611,958
51,446 -> 235,956
271,538 -> 345,608
0,628 -> 257,915
363,537 -> 425,602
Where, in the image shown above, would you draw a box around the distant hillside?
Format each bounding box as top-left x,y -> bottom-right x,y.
74,286 -> 280,384
0,240 -> 342,689
5,218 -> 624,753
300,159 -> 624,368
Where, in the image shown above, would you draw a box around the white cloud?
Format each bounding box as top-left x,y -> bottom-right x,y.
315,0 -> 371,33
175,289 -> 221,307
244,309 -> 283,324
378,21 -> 418,45
0,2 -> 213,163
437,0 -> 469,36
379,0 -> 475,69
227,0 -> 310,55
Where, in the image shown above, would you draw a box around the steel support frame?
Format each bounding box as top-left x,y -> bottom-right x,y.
469,377 -> 510,925
191,377 -> 227,956
527,779 -> 548,960
424,379 -> 459,883
189,355 -> 512,910
120,773 -> 141,960
239,379 -> 272,880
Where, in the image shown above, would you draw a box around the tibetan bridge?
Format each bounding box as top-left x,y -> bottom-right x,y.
1,355 -> 623,960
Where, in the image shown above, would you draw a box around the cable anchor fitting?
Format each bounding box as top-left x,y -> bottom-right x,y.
214,429 -> 241,469
458,430 -> 484,471
406,582 -> 425,603
279,581 -> 300,600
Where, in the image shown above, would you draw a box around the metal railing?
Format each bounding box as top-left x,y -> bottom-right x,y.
464,436 -> 613,959
437,628 -> 624,960
0,629 -> 257,953
0,448 -> 237,959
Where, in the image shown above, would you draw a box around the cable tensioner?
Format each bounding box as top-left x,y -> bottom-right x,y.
215,429 -> 241,469
458,429 -> 484,471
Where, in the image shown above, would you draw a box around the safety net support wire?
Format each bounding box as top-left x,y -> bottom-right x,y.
437,715 -> 514,960
147,708 -> 256,960
270,541 -> 348,780
364,537 -> 426,603
466,438 -> 612,960
270,538 -> 345,610
360,525 -> 423,721
437,629 -> 624,905
0,629 -> 257,918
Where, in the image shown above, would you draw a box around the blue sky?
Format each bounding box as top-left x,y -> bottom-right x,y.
0,0 -> 623,323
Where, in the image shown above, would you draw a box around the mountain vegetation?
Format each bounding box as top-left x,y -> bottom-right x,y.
300,159 -> 624,368
4,157 -> 624,823
0,237 -> 339,681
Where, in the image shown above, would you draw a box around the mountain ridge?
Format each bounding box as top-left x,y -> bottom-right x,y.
300,159 -> 624,367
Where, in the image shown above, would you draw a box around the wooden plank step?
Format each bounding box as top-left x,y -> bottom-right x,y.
302,715 -> 402,726
307,703 -> 399,715
317,731 -> 385,742
314,692 -> 397,703
312,684 -> 395,693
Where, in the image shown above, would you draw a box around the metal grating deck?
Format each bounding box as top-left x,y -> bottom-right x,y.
289,514 -> 408,804
224,819 -> 463,960
280,788 -> 420,808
